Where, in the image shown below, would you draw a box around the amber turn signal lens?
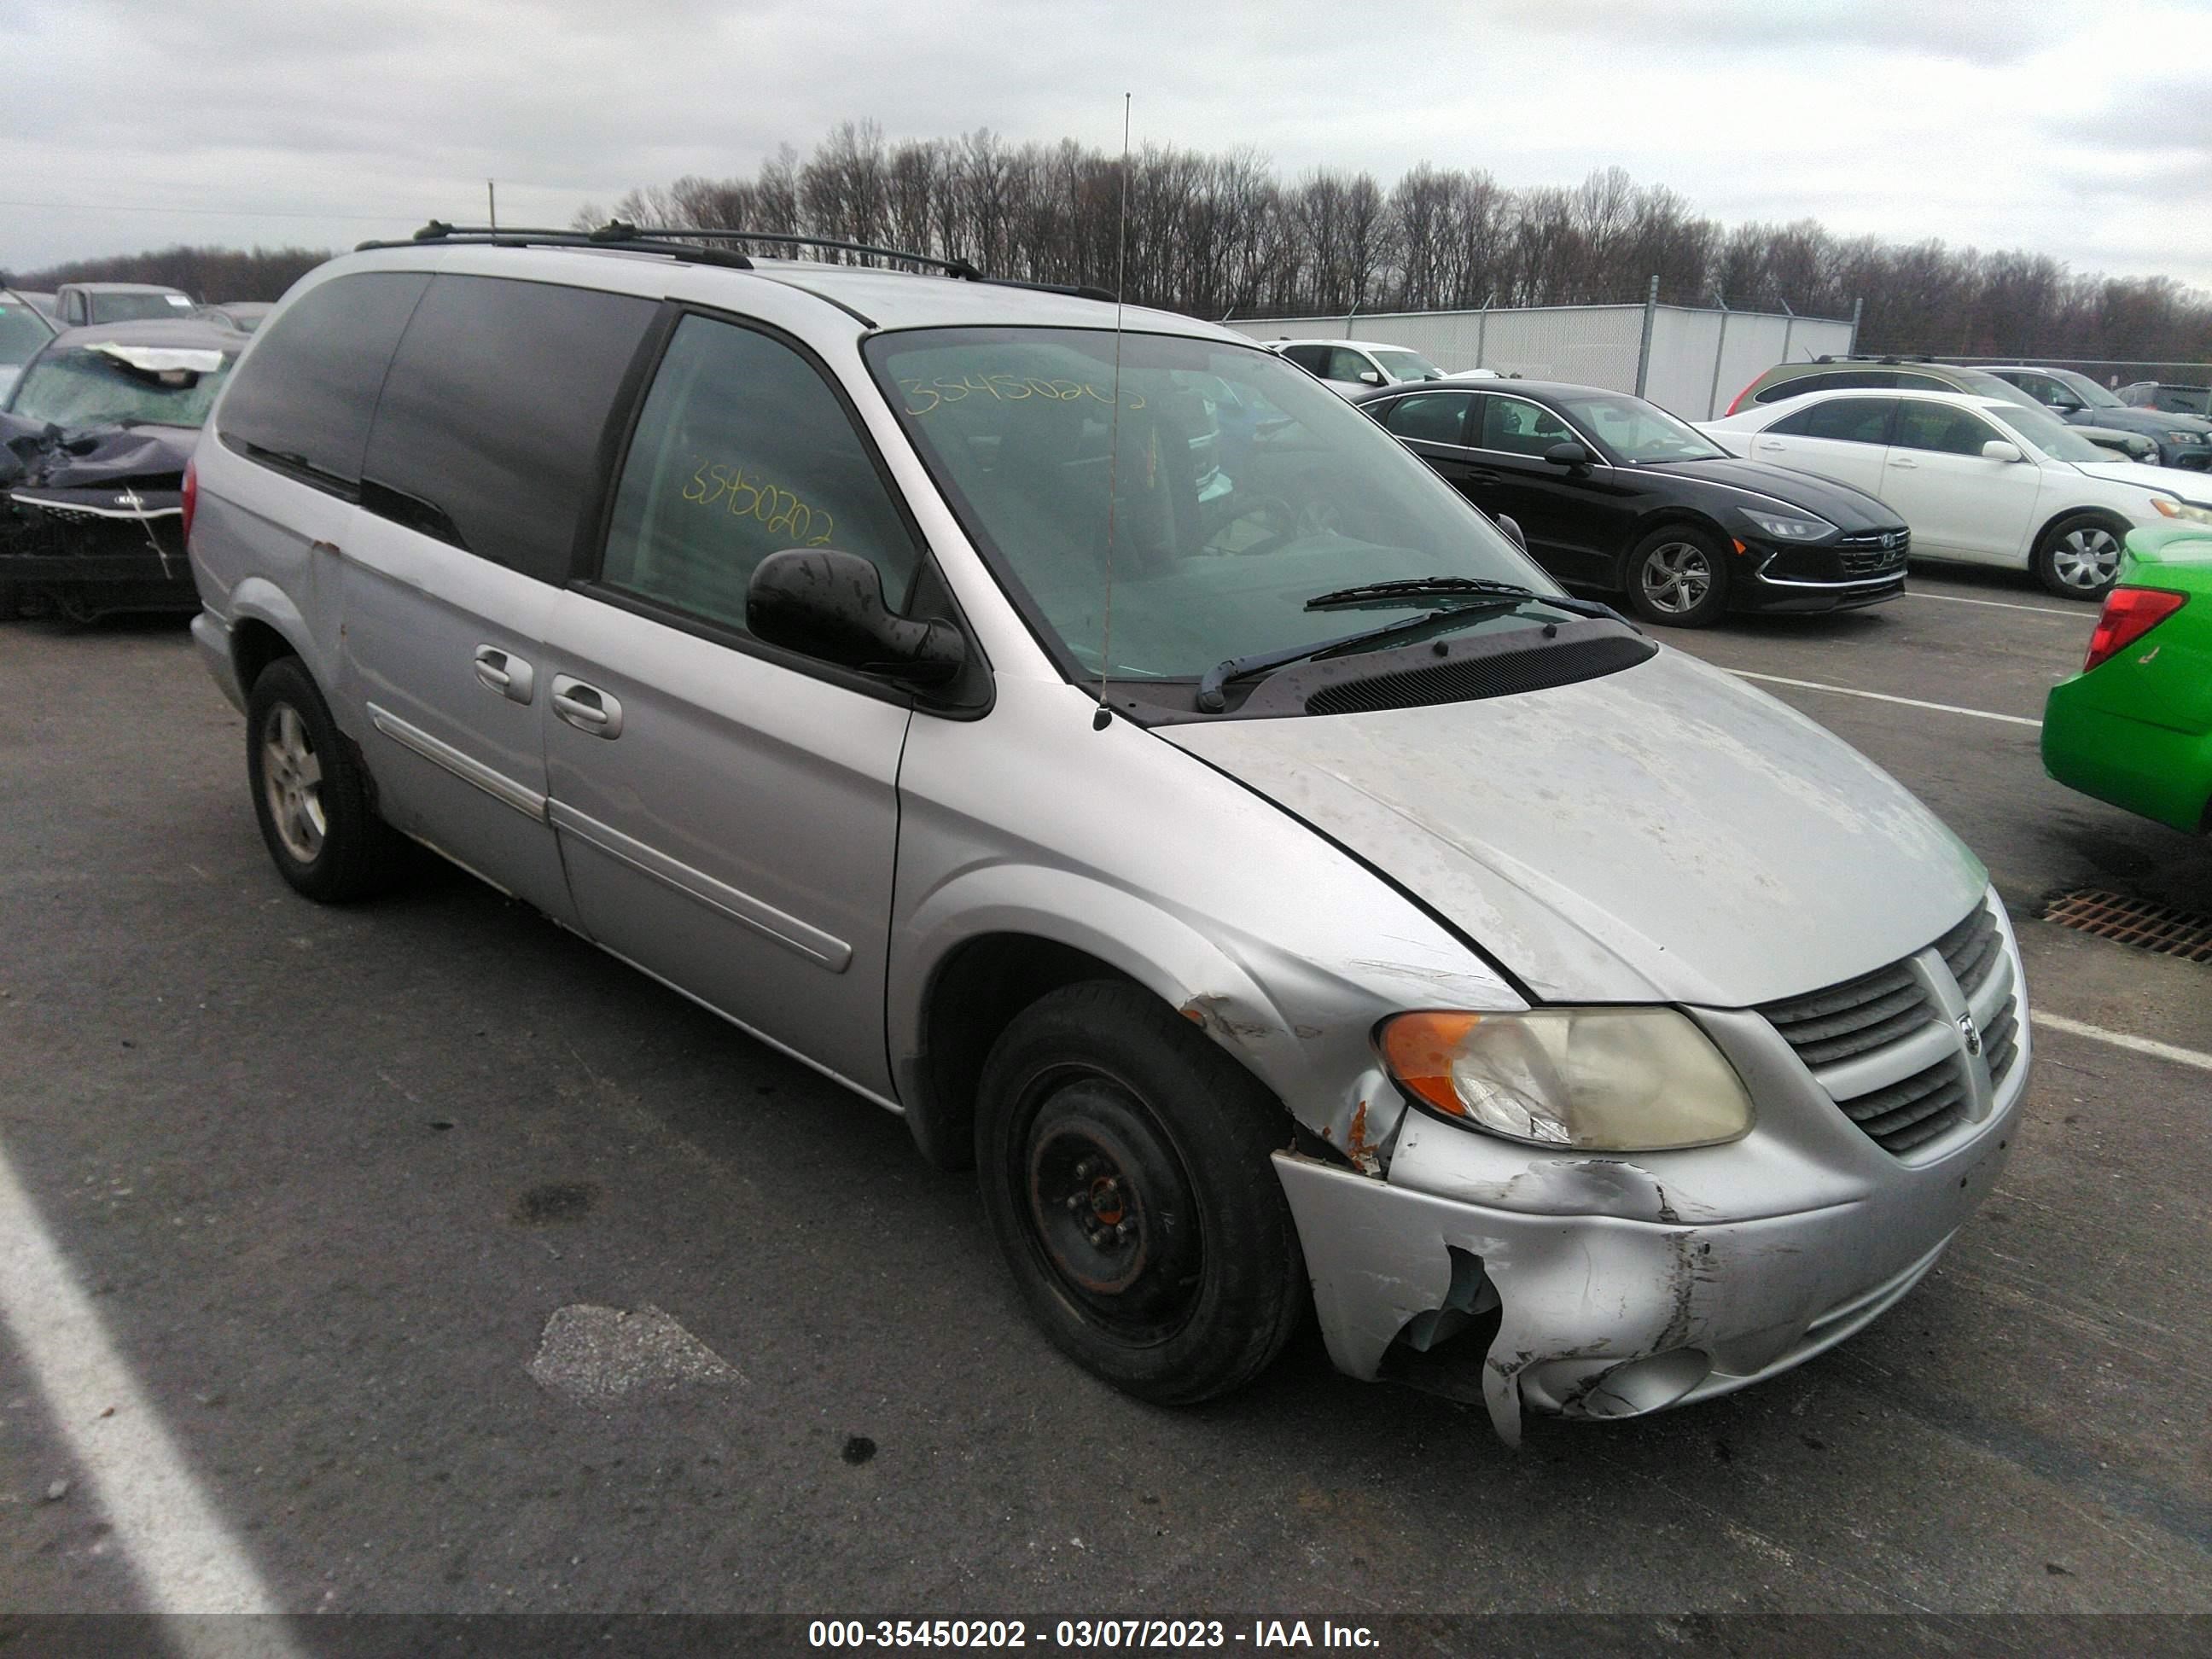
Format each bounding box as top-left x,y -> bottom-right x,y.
1378,1011 -> 1486,1116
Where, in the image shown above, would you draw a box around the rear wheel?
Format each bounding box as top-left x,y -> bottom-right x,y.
2031,513 -> 2127,599
1626,524 -> 1730,626
246,657 -> 403,903
975,981 -> 1307,1404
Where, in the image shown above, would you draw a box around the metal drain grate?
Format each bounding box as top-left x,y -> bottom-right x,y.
2040,889 -> 2212,963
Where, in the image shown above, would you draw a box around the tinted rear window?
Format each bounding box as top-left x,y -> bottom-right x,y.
218,271 -> 430,491
360,274 -> 657,585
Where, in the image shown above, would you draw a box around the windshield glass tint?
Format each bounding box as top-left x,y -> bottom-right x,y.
1555,391 -> 1725,462
869,329 -> 1556,681
1373,349 -> 1444,381
7,346 -> 231,428
1994,399 -> 2110,463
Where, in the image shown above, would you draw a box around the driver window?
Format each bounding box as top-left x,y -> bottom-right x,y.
599,315 -> 919,636
1478,396 -> 1572,457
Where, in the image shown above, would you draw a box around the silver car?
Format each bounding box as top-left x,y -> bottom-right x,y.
186,233 -> 2028,1441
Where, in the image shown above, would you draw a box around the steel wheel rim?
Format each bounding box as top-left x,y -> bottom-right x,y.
260,703 -> 327,863
1640,541 -> 1712,613
1019,1072 -> 1203,1340
2052,526 -> 2121,590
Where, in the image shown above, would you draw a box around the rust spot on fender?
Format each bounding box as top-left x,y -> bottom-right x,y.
1342,1100 -> 1381,1175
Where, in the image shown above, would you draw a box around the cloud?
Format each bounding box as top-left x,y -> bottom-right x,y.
3,0 -> 2209,290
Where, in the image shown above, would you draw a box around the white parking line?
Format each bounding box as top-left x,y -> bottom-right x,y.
1903,591 -> 2082,620
0,1145 -> 293,1619
2032,1011 -> 2212,1074
1727,670 -> 2043,728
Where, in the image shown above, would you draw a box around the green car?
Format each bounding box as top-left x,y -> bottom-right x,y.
2043,524 -> 2212,831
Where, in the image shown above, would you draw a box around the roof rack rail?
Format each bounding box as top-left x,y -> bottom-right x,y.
354,220 -> 1119,304
353,222 -> 759,271
1813,352 -> 1935,365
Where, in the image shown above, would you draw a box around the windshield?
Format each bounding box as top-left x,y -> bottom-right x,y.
7,344 -> 232,428
1,299 -> 53,368
89,292 -> 193,324
1373,348 -> 1445,382
1992,399 -> 2112,463
869,328 -> 1563,684
1555,390 -> 1726,463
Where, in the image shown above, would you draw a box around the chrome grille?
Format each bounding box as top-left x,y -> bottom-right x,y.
1837,531 -> 1909,576
1759,897 -> 2025,1159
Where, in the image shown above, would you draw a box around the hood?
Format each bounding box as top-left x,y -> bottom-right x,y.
1164,649 -> 1988,1008
0,412 -> 197,495
1643,454 -> 1903,530
2072,456 -> 2212,502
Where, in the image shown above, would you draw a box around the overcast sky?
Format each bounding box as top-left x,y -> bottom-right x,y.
5,0 -> 2210,291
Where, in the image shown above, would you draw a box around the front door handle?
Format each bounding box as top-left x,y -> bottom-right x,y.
1754,439 -> 1785,452
474,644 -> 535,704
550,675 -> 623,738
1888,457 -> 1919,469
1461,468 -> 1502,486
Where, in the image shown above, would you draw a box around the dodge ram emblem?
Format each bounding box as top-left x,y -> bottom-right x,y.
1956,1011 -> 1982,1057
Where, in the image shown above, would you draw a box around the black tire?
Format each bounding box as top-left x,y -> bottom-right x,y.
1624,523 -> 1730,626
975,981 -> 1307,1405
2031,512 -> 2128,600
245,656 -> 402,903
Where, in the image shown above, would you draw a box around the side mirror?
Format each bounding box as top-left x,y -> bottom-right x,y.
1981,439 -> 2023,463
1543,439 -> 1591,469
1494,513 -> 1528,551
1357,370 -> 1383,386
747,549 -> 965,684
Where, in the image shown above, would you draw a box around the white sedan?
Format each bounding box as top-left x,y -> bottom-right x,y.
1699,387 -> 2212,598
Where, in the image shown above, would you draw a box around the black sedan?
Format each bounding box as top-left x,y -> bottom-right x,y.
1348,378 -> 1910,626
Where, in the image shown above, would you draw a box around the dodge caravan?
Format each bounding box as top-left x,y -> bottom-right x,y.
187,228 -> 2029,1441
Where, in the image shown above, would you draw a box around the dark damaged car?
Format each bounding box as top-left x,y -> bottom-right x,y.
1,318 -> 240,620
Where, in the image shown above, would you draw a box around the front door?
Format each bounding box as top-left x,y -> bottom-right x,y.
542,310 -> 926,1098
1879,402 -> 2044,562
1462,393 -> 1637,590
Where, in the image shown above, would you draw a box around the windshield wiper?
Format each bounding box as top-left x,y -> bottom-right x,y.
1305,575 -> 1539,609
1307,574 -> 1631,626
1196,598 -> 1522,711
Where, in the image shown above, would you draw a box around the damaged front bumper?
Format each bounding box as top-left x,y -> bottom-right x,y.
0,487 -> 195,619
1273,1000 -> 2026,1443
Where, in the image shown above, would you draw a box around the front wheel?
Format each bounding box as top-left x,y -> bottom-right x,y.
975,982 -> 1307,1405
1626,525 -> 1730,626
2032,513 -> 2127,599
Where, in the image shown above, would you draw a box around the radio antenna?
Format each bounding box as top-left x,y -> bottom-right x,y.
1091,91 -> 1132,733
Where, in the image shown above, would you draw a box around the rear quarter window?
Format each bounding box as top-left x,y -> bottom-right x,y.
359,274 -> 658,585
218,271 -> 431,491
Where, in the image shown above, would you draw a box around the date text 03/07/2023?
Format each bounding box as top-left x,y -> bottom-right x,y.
806,1620 -> 1381,1650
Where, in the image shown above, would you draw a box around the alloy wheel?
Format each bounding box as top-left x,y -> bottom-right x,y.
260,703 -> 327,863
1639,540 -> 1713,614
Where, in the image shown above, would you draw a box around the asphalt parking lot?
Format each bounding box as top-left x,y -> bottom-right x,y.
2,568 -> 2209,1636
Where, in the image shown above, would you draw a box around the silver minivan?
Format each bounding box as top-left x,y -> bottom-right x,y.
186,231 -> 2028,1441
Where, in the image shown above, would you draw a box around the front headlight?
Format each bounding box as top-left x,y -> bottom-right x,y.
2152,498 -> 2212,525
1378,1009 -> 1755,1150
1741,508 -> 1835,542
2164,430 -> 2204,445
